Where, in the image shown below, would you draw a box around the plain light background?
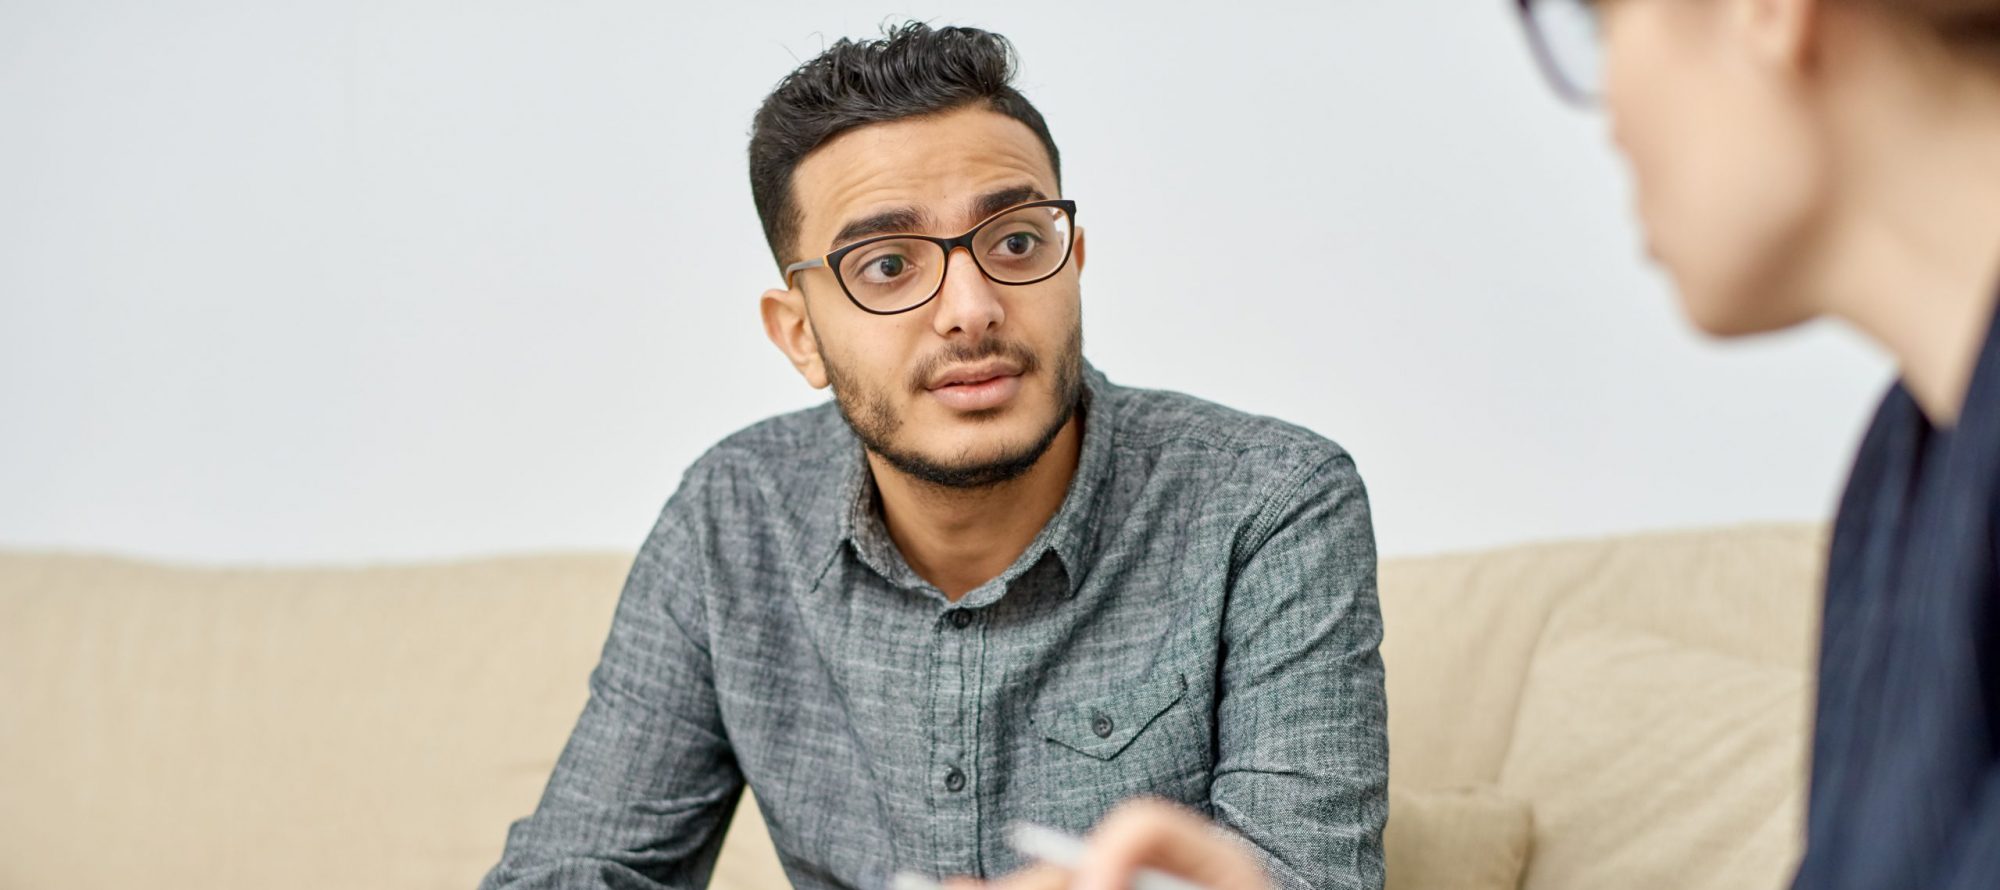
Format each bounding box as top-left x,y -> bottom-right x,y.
0,0 -> 1893,563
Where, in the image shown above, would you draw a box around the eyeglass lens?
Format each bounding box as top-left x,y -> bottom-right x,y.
836,203 -> 1073,313
1529,0 -> 1604,102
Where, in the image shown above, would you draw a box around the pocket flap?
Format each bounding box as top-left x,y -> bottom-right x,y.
1042,671 -> 1189,761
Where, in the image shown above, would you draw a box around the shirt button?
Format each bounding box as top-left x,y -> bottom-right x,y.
949,610 -> 974,629
944,767 -> 967,792
1091,712 -> 1115,738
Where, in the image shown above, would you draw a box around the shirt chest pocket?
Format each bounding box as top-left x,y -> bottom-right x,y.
1040,671 -> 1190,761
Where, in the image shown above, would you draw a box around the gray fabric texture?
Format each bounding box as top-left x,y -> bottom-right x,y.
480,364 -> 1388,890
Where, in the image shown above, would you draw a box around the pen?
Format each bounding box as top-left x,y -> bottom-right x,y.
1007,822 -> 1207,890
891,873 -> 947,890
888,822 -> 1207,890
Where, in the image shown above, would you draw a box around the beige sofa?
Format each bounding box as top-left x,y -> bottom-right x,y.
0,524 -> 1824,890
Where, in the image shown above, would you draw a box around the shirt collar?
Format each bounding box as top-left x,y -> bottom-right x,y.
833,361 -> 1115,604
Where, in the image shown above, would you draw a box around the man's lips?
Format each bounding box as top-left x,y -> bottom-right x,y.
925,360 -> 1025,412
926,360 -> 1022,391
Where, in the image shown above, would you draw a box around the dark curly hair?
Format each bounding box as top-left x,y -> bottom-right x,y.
748,22 -> 1062,267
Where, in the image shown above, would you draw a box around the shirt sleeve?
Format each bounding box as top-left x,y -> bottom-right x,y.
478,465 -> 745,890
1208,450 -> 1389,890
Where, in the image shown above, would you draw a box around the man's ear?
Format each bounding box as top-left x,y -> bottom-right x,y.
761,286 -> 830,389
1073,226 -> 1087,276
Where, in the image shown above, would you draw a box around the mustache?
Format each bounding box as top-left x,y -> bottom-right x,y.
907,338 -> 1041,393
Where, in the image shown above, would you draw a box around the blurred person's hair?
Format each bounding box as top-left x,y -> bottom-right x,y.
1869,0 -> 2000,63
748,22 -> 1062,267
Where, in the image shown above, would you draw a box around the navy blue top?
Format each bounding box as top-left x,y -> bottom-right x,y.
1791,293 -> 2000,889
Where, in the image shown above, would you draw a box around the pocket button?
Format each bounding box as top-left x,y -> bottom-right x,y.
1091,711 -> 1115,738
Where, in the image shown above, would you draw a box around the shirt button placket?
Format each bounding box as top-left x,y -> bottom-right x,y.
932,605 -> 983,876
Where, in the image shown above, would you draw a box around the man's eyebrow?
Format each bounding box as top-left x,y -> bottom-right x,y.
973,185 -> 1049,220
830,207 -> 929,251
823,185 -> 1049,253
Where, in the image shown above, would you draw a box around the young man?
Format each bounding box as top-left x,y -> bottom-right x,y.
480,23 -> 1386,890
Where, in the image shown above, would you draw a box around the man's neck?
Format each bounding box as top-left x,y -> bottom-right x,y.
868,414 -> 1084,601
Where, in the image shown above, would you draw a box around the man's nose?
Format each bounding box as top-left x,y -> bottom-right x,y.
929,247 -> 1006,339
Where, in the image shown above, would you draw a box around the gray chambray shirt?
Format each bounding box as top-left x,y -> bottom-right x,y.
481,363 -> 1388,890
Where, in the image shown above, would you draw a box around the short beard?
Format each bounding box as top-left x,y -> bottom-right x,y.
822,326 -> 1085,491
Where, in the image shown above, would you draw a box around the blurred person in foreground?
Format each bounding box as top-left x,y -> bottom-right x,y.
999,0 -> 2000,887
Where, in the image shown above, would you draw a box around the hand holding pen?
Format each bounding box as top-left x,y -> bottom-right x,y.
896,799 -> 1270,890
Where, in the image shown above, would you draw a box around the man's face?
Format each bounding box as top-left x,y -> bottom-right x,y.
764,105 -> 1085,489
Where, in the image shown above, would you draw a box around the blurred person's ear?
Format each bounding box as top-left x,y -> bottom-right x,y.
1732,0 -> 1820,77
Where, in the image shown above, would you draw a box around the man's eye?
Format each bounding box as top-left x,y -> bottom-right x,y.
998,232 -> 1040,256
863,254 -> 908,280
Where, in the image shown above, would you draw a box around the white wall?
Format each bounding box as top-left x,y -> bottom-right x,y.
0,0 -> 1893,563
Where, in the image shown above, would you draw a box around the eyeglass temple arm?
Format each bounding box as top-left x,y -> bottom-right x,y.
782,257 -> 826,289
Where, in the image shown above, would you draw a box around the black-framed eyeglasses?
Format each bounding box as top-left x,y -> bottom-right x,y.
1516,0 -> 1604,107
783,199 -> 1078,316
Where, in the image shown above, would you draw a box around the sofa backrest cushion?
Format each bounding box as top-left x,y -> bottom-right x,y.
0,552 -> 628,890
1482,526 -> 1823,890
